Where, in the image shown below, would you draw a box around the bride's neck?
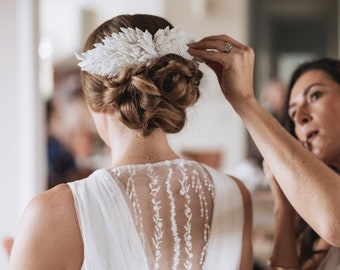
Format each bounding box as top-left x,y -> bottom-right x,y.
109,128 -> 178,168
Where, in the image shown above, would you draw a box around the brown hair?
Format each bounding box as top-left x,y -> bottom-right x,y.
81,14 -> 202,137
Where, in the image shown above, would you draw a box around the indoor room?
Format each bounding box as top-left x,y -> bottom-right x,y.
1,0 -> 339,269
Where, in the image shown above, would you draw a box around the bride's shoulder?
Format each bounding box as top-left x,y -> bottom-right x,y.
9,184 -> 83,269
20,183 -> 80,243
27,184 -> 75,218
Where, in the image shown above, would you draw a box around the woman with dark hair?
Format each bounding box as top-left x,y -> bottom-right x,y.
8,14 -> 253,270
264,58 -> 340,269
188,35 -> 340,270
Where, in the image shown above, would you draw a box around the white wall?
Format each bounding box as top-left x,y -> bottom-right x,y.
0,1 -> 21,268
0,0 -> 46,268
165,0 -> 249,170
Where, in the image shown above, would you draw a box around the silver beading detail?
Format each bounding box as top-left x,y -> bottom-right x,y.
165,162 -> 181,269
148,165 -> 163,270
126,166 -> 146,248
179,164 -> 193,270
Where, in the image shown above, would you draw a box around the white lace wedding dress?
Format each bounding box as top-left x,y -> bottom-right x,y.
68,159 -> 244,270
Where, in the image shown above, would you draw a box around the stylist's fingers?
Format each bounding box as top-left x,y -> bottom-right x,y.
188,34 -> 254,69
189,34 -> 248,50
188,37 -> 245,65
188,33 -> 255,104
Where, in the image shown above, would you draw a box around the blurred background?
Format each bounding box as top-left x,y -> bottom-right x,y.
0,0 -> 339,268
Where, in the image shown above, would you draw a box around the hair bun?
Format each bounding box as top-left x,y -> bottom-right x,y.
83,54 -> 202,137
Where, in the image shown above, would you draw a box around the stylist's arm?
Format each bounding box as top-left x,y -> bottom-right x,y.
188,35 -> 340,247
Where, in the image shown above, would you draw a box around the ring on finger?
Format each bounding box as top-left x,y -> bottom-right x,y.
223,42 -> 233,53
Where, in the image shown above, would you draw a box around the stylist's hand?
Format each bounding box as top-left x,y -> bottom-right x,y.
188,35 -> 255,106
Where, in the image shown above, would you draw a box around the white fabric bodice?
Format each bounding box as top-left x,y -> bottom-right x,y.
317,247 -> 340,270
68,159 -> 244,270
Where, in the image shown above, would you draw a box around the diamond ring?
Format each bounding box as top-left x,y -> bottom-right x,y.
223,42 -> 233,53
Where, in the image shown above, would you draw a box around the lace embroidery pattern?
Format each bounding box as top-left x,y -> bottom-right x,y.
192,168 -> 214,264
165,161 -> 180,269
147,164 -> 163,270
125,166 -> 145,248
110,160 -> 214,269
179,163 -> 193,269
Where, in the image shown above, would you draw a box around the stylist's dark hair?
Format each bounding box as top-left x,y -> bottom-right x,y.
282,58 -> 340,137
280,57 -> 340,265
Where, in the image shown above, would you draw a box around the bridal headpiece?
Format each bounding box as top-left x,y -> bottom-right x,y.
76,26 -> 194,78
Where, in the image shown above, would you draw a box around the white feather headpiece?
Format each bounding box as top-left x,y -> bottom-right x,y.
75,26 -> 194,78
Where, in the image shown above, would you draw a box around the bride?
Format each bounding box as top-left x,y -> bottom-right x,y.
8,14 -> 253,270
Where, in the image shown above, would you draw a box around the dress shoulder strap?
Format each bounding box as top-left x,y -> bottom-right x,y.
202,165 -> 244,270
67,169 -> 149,270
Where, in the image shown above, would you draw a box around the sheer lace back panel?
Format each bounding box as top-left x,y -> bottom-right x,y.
68,159 -> 244,270
109,160 -> 215,270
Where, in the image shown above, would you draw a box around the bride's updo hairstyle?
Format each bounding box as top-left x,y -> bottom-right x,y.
81,14 -> 202,137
